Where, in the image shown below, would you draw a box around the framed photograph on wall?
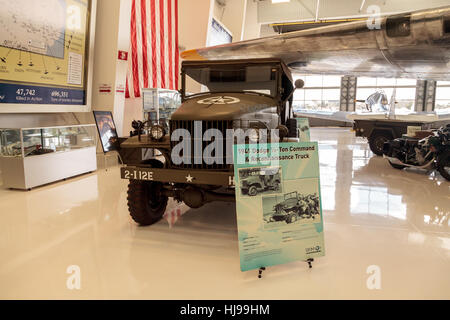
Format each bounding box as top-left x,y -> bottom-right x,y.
93,111 -> 119,153
0,0 -> 97,113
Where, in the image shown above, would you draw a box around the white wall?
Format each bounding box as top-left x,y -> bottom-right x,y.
92,0 -> 131,137
179,0 -> 212,51
178,0 -> 214,94
242,0 -> 259,40
212,0 -> 247,42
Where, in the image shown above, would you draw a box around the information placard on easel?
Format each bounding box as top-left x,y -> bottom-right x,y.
233,142 -> 325,272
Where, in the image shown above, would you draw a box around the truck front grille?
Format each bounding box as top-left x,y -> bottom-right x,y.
169,120 -> 233,170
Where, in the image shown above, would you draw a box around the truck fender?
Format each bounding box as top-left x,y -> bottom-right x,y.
370,128 -> 394,140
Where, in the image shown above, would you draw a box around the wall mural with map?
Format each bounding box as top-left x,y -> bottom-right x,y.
0,0 -> 93,109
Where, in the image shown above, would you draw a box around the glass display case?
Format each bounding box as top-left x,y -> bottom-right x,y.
0,125 -> 97,190
142,88 -> 181,131
0,125 -> 96,157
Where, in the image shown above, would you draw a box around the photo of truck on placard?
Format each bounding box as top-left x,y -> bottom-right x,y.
238,166 -> 282,197
262,182 -> 321,228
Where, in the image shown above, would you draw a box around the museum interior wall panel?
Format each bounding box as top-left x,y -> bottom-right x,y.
91,0 -> 131,137
0,0 -> 129,140
242,0 -> 260,41
178,0 -> 214,50
177,0 -> 214,94
91,0 -> 121,115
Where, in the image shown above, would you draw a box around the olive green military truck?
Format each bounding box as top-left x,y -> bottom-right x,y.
240,167 -> 281,197
119,58 -> 303,226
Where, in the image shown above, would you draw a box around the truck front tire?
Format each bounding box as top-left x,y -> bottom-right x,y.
248,185 -> 258,196
369,132 -> 392,156
274,181 -> 280,191
286,214 -> 297,224
127,180 -> 168,226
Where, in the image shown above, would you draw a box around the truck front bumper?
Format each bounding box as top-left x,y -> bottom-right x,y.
271,214 -> 288,221
120,166 -> 235,187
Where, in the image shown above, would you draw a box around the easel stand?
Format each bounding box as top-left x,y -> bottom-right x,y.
258,267 -> 266,279
257,259 -> 314,279
103,152 -> 108,171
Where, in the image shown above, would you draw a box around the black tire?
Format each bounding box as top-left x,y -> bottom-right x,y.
127,180 -> 168,226
388,160 -> 406,170
273,181 -> 280,191
248,185 -> 258,197
286,118 -> 298,138
286,214 -> 297,224
437,152 -> 450,181
369,132 -> 393,156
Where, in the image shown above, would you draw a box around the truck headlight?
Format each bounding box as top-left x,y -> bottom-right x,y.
248,128 -> 260,142
149,124 -> 165,141
232,120 -> 269,143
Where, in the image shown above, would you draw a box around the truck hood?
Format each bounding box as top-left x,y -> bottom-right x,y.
171,93 -> 278,121
280,198 -> 298,208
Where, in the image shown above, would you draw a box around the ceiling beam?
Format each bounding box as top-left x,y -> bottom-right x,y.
315,0 -> 320,21
359,0 -> 366,13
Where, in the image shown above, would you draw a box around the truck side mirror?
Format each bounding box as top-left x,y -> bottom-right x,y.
282,79 -> 305,106
295,79 -> 305,89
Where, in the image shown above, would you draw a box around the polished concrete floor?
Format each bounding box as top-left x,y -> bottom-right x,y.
0,128 -> 448,300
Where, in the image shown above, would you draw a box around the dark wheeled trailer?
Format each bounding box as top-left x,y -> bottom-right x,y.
353,119 -> 447,156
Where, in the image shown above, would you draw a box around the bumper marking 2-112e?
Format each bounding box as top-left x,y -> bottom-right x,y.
120,166 -> 234,186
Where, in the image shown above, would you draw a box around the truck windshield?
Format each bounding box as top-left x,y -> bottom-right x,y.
284,192 -> 297,200
183,65 -> 278,98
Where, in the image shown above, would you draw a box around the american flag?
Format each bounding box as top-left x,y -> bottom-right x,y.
126,0 -> 180,98
163,203 -> 189,228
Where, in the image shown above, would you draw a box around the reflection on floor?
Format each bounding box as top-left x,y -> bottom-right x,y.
0,128 -> 448,299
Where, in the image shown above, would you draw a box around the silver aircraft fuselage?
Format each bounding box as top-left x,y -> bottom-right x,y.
182,6 -> 450,80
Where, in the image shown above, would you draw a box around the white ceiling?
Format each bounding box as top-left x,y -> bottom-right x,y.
257,0 -> 450,24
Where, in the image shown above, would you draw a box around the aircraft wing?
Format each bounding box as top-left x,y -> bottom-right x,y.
181,6 -> 450,81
